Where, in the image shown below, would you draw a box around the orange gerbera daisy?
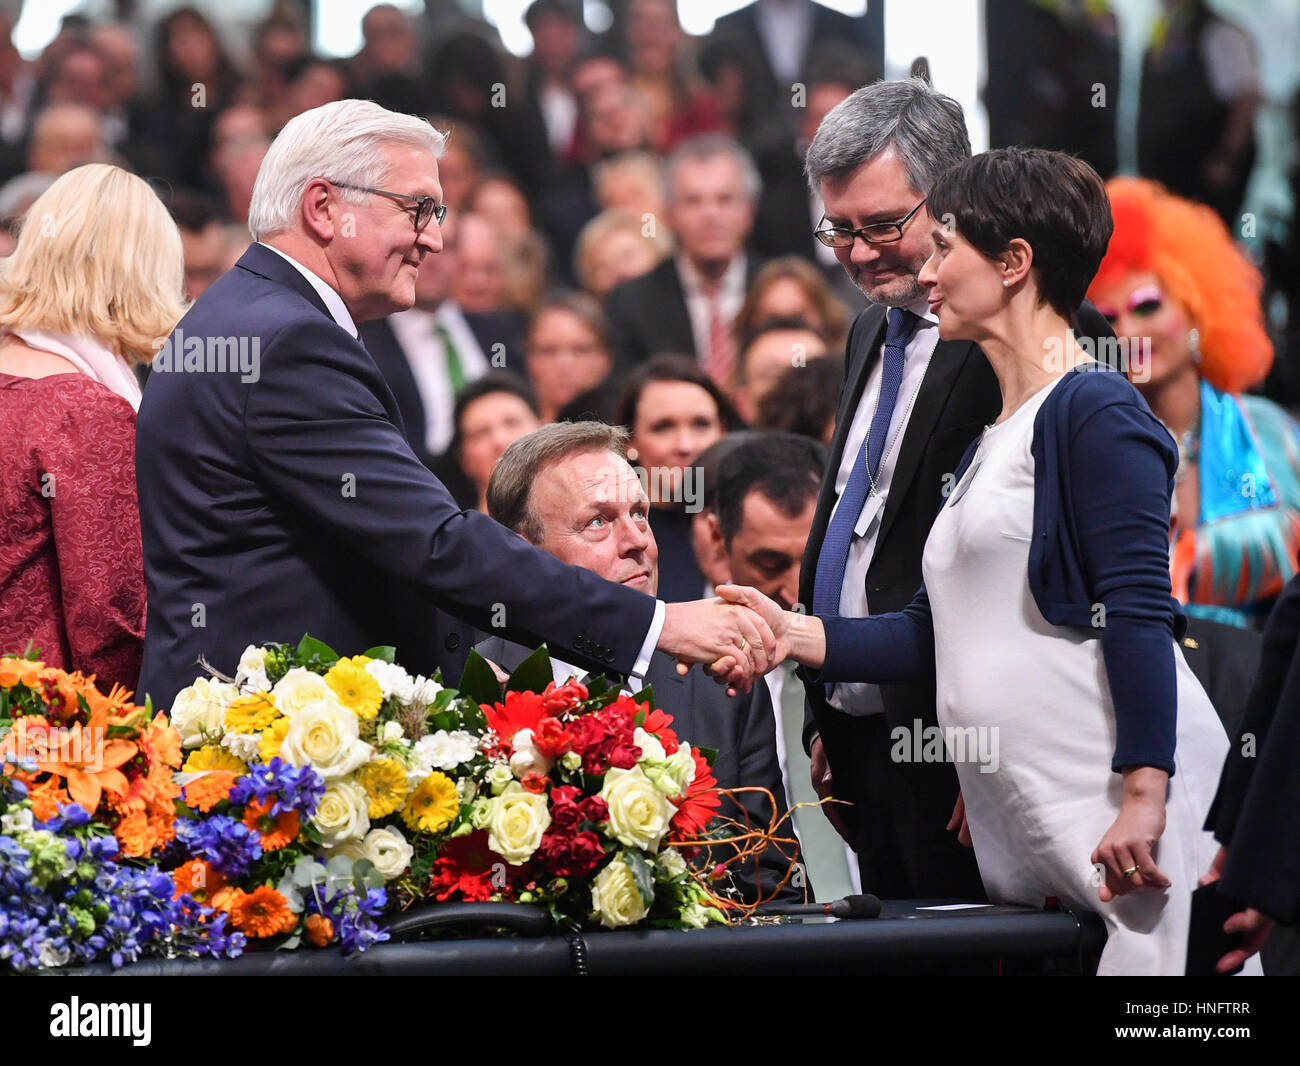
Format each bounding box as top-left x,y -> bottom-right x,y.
140,712 -> 183,769
242,798 -> 300,851
172,859 -> 227,904
114,810 -> 159,857
304,913 -> 334,947
25,776 -> 71,821
228,886 -> 297,938
184,771 -> 238,813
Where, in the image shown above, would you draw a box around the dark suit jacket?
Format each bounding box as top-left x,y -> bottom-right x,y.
356,316 -> 432,465
135,243 -> 657,710
603,255 -> 762,370
797,300 -> 1114,892
476,635 -> 804,904
1207,574 -> 1300,925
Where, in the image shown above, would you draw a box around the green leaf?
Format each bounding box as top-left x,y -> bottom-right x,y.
696,746 -> 718,767
622,850 -> 655,907
456,649 -> 503,706
630,683 -> 655,711
429,708 -> 459,734
361,645 -> 397,663
295,634 -> 339,667
584,674 -> 610,698
506,645 -> 555,695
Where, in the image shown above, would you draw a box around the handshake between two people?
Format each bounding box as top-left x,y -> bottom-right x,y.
657,585 -> 825,693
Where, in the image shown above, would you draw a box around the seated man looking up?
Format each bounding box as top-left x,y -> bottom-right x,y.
480,420 -> 805,905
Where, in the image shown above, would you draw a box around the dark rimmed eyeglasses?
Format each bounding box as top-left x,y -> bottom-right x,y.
814,198 -> 927,247
328,180 -> 447,231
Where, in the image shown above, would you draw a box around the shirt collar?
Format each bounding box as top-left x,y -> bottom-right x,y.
259,242 -> 359,338
676,252 -> 747,301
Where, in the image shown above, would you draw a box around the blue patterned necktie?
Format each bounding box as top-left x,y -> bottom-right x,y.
812,307 -> 916,617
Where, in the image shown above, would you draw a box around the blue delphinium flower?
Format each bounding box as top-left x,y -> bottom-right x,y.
176,814 -> 263,878
227,757 -> 325,817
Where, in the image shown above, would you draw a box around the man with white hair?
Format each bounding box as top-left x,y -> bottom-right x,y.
135,99 -> 773,711
603,133 -> 762,381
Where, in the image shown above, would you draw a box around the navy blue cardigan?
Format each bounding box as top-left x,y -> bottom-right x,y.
808,364 -> 1184,775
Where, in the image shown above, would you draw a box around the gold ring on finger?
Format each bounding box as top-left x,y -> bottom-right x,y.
1122,865 -> 1139,878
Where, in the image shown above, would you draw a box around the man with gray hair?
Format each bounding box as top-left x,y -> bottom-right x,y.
479,421 -> 804,905
136,99 -> 774,712
796,78 -> 1114,901
604,132 -> 763,381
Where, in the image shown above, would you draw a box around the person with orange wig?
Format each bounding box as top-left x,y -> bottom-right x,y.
1088,177 -> 1300,628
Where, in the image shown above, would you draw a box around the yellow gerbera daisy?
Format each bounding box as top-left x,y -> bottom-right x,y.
258,716 -> 291,764
324,659 -> 382,720
356,756 -> 408,818
224,692 -> 279,734
182,745 -> 248,775
401,772 -> 459,834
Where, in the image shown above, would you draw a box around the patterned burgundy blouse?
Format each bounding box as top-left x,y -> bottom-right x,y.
0,372 -> 145,689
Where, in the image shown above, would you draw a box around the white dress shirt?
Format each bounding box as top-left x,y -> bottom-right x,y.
755,0 -> 815,85
388,301 -> 489,454
826,297 -> 940,715
676,253 -> 747,369
259,243 -> 358,338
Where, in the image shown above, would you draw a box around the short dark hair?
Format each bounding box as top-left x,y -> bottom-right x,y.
614,353 -> 742,433
168,190 -> 220,234
735,315 -> 827,386
926,147 -> 1113,322
694,430 -> 761,513
756,355 -> 843,442
715,432 -> 825,546
451,371 -> 540,457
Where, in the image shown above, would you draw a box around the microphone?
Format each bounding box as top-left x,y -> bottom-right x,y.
752,893 -> 882,919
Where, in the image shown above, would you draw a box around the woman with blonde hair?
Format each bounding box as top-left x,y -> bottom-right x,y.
1087,177 -> 1299,628
732,256 -> 851,354
0,163 -> 187,686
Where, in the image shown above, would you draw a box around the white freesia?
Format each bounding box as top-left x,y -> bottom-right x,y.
486,762 -> 514,795
271,668 -> 339,718
416,729 -> 479,771
633,727 -> 665,763
380,721 -> 404,744
409,675 -> 444,708
600,765 -> 674,853
0,807 -> 33,834
361,826 -> 414,880
234,645 -> 272,692
656,847 -> 687,878
279,699 -> 372,779
561,751 -> 582,772
313,778 -> 370,846
660,746 -> 698,797
170,677 -> 238,748
365,660 -> 414,703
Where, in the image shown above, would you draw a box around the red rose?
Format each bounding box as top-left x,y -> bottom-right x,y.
542,680 -> 588,713
608,742 -> 640,770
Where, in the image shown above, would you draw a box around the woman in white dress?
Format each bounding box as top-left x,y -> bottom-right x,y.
718,147 -> 1254,976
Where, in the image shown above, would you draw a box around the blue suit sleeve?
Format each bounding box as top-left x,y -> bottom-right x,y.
241,316 -> 657,676
1068,400 -> 1179,775
802,585 -> 936,686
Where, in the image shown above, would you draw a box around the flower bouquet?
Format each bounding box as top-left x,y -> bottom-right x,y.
162,635 -> 735,946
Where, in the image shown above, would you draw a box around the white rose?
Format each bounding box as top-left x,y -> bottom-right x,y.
600,765 -> 674,853
170,677 -> 238,748
313,778 -> 370,846
634,727 -> 665,764
508,728 -> 552,780
280,700 -> 372,779
656,847 -> 687,878
487,783 -> 551,865
366,660 -> 414,703
271,668 -> 342,718
234,645 -> 272,693
416,729 -> 479,771
361,826 -> 414,880
590,856 -> 650,928
486,761 -> 514,795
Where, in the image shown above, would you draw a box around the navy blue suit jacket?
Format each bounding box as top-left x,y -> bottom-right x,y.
135,243 -> 656,710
